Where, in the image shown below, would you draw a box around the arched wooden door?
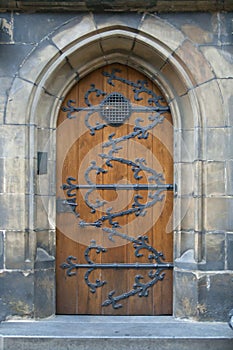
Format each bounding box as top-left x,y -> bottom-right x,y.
56,64 -> 173,315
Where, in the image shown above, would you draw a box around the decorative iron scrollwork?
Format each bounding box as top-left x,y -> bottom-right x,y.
62,68 -> 170,135
61,235 -> 173,309
60,68 -> 174,309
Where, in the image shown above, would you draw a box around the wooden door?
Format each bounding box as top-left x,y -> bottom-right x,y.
56,64 -> 173,315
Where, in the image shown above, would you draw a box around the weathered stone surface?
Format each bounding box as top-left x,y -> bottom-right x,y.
161,62 -> 187,96
205,127 -> 230,161
18,40 -> 60,83
5,78 -> 34,124
33,88 -> 60,127
226,160 -> 233,195
94,12 -> 142,30
200,46 -> 233,79
34,268 -> 55,318
0,125 -> 26,158
218,79 -> 233,127
174,40 -> 214,86
160,12 -> 221,45
176,162 -> 195,196
140,14 -> 185,52
0,271 -> 34,321
2,158 -> 27,194
179,230 -> 195,257
0,231 -> 4,269
195,80 -> 225,127
203,161 -> 225,196
36,230 -> 55,257
35,195 -> 55,230
0,77 -> 13,111
226,233 -> 233,270
204,197 -> 233,231
5,231 -> 32,269
204,232 -> 225,270
0,44 -> 34,77
174,269 -> 198,319
0,110 -> 4,124
51,14 -> 96,51
43,61 -> 76,97
0,158 -> 4,194
68,41 -> 103,72
180,197 -> 196,231
0,194 -> 27,230
132,40 -> 165,71
198,273 -> 233,321
13,13 -> 77,44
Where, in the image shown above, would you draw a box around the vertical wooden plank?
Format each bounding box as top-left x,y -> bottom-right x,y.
126,67 -> 154,315
76,69 -> 104,314
56,63 -> 173,316
101,64 -> 129,315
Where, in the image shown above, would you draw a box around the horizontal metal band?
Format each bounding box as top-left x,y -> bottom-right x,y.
62,262 -> 173,269
72,184 -> 174,191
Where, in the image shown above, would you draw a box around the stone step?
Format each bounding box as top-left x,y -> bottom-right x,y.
1,316 -> 233,350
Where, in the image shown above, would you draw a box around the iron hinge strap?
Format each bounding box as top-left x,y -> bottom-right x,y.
67,184 -> 174,191
61,261 -> 173,270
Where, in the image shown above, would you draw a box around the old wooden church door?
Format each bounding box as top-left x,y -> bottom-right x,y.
56,64 -> 173,315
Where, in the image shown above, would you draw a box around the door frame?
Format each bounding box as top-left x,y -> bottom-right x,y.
18,17 -> 203,319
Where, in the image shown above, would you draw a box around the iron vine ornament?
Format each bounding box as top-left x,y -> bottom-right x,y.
61,235 -> 173,309
60,68 -> 174,309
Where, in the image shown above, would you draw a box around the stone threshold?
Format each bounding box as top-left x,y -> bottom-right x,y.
0,316 -> 233,350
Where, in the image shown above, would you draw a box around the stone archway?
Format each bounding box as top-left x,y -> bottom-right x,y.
6,14 -> 209,319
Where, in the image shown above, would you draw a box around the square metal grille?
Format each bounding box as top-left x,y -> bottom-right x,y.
100,93 -> 131,125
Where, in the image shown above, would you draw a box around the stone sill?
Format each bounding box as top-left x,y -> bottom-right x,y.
0,1 -> 233,13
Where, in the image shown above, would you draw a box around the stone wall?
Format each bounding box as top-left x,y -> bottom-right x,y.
0,8 -> 232,321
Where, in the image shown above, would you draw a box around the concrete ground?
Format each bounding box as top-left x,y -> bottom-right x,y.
0,316 -> 233,350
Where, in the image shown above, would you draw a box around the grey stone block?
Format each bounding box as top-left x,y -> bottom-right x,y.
0,271 -> 34,321
18,39 -> 59,83
0,77 -> 13,109
203,161 -> 226,196
200,45 -> 233,79
159,12 -> 218,44
174,269 -> 198,319
0,110 -> 4,124
3,157 -> 28,194
218,79 -> 233,127
35,195 -> 55,230
140,14 -> 185,52
226,233 -> 233,270
34,267 -> 55,318
5,77 -> 34,124
0,231 -> 4,269
0,158 -> 4,194
199,273 -> 233,321
51,14 -> 96,51
5,231 -> 32,270
0,194 -> 28,230
13,13 -> 77,44
0,44 -> 34,77
205,232 -> 225,270
195,80 -> 225,127
204,197 -> 233,231
205,128 -> 230,161
174,39 -> 214,86
36,230 -> 55,257
0,125 -> 26,158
